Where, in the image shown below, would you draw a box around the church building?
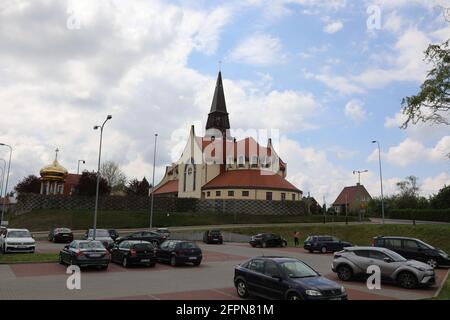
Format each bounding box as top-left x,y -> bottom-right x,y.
153,72 -> 302,201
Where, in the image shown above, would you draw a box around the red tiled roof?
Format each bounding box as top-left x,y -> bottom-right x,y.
154,180 -> 178,195
202,170 -> 301,192
199,136 -> 285,169
65,173 -> 81,185
333,184 -> 372,205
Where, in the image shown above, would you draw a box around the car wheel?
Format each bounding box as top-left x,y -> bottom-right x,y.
170,256 -> 177,267
262,242 -> 267,248
426,258 -> 438,269
287,292 -> 302,300
308,249 -> 313,253
122,257 -> 129,268
321,246 -> 327,253
337,265 -> 353,281
397,272 -> 418,289
236,280 -> 249,298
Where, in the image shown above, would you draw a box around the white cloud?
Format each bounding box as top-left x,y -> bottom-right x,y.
229,34 -> 286,65
344,100 -> 368,123
421,172 -> 450,195
367,137 -> 450,167
323,20 -> 343,34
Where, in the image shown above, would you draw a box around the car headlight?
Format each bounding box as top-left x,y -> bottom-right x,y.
340,286 -> 346,293
305,290 -> 322,296
439,252 -> 448,258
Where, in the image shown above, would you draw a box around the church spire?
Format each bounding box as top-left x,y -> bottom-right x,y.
206,71 -> 230,136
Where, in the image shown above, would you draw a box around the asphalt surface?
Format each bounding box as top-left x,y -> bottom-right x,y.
0,241 -> 447,300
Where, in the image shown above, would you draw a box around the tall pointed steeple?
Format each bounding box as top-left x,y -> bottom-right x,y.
206,71 -> 230,136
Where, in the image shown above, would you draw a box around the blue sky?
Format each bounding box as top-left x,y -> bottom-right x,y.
0,0 -> 449,203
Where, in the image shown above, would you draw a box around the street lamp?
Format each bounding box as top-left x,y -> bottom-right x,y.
352,169 -> 368,184
92,115 -> 112,240
372,140 -> 385,224
0,143 -> 12,226
0,159 -> 5,205
149,133 -> 158,229
77,160 -> 86,175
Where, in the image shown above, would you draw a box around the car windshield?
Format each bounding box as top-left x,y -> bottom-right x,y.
179,242 -> 198,249
8,230 -> 31,238
280,261 -> 319,278
416,239 -> 433,249
56,228 -> 71,233
79,241 -> 105,249
88,230 -> 110,237
386,250 -> 407,262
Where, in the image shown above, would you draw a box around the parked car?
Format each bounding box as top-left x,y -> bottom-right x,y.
234,257 -> 347,300
203,230 -> 223,244
373,236 -> 450,268
249,234 -> 287,248
0,228 -> 35,253
331,246 -> 435,289
304,235 -> 352,253
48,227 -> 73,243
156,240 -> 202,266
108,229 -> 120,241
155,228 -> 170,239
84,229 -> 114,249
110,240 -> 156,268
116,231 -> 167,246
59,240 -> 110,269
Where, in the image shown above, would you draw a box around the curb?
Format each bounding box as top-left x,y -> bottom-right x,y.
433,268 -> 450,299
0,260 -> 57,265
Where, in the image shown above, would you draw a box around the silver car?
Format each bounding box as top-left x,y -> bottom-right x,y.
331,246 -> 435,289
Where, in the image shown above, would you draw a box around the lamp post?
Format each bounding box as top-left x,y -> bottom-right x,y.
149,133 -> 158,230
77,160 -> 86,175
0,160 -> 5,204
92,115 -> 112,240
372,140 -> 385,224
0,143 -> 12,226
352,169 -> 368,185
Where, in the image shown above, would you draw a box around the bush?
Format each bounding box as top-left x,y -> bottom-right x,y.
387,209 -> 450,222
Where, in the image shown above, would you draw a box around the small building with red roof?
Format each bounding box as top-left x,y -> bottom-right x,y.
332,183 -> 372,214
153,72 -> 302,201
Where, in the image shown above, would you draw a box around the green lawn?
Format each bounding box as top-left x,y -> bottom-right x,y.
435,276 -> 450,300
5,210 -> 362,232
227,224 -> 450,253
0,253 -> 59,264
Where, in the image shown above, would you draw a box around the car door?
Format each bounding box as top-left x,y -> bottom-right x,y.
368,250 -> 397,280
351,250 -> 373,273
245,259 -> 266,296
402,239 -> 423,262
262,260 -> 286,299
157,241 -> 171,261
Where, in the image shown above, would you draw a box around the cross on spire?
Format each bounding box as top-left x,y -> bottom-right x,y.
55,148 -> 59,160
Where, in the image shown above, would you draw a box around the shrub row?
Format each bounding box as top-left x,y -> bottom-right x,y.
387,209 -> 450,222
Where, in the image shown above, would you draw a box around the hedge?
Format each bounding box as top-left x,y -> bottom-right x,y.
387,209 -> 450,222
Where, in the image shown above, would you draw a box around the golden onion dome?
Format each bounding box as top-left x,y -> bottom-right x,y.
40,159 -> 68,181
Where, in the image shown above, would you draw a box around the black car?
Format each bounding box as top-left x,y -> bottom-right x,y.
48,227 -> 74,243
373,236 -> 450,268
110,240 -> 156,268
59,240 -> 110,269
304,235 -> 352,253
249,234 -> 287,248
108,229 -> 120,241
116,231 -> 167,246
203,230 -> 223,244
156,240 -> 202,266
234,257 -> 347,300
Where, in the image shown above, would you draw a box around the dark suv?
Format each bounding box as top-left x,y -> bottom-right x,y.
203,230 -> 223,244
304,235 -> 352,253
373,236 -> 450,268
250,234 -> 287,248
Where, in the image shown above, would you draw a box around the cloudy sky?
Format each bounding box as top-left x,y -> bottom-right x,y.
0,0 -> 449,204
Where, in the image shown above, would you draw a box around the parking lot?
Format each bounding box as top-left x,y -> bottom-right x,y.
0,241 -> 447,300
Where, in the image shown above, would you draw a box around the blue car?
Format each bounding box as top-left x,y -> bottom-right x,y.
304,235 -> 352,253
234,257 -> 347,300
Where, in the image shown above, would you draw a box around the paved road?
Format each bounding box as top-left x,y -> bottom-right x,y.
0,242 -> 447,300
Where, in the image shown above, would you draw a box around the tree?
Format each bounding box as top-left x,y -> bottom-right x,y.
14,175 -> 41,194
126,177 -> 151,196
396,176 -> 420,198
430,185 -> 450,209
76,171 -> 111,196
100,161 -> 127,192
401,39 -> 450,129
